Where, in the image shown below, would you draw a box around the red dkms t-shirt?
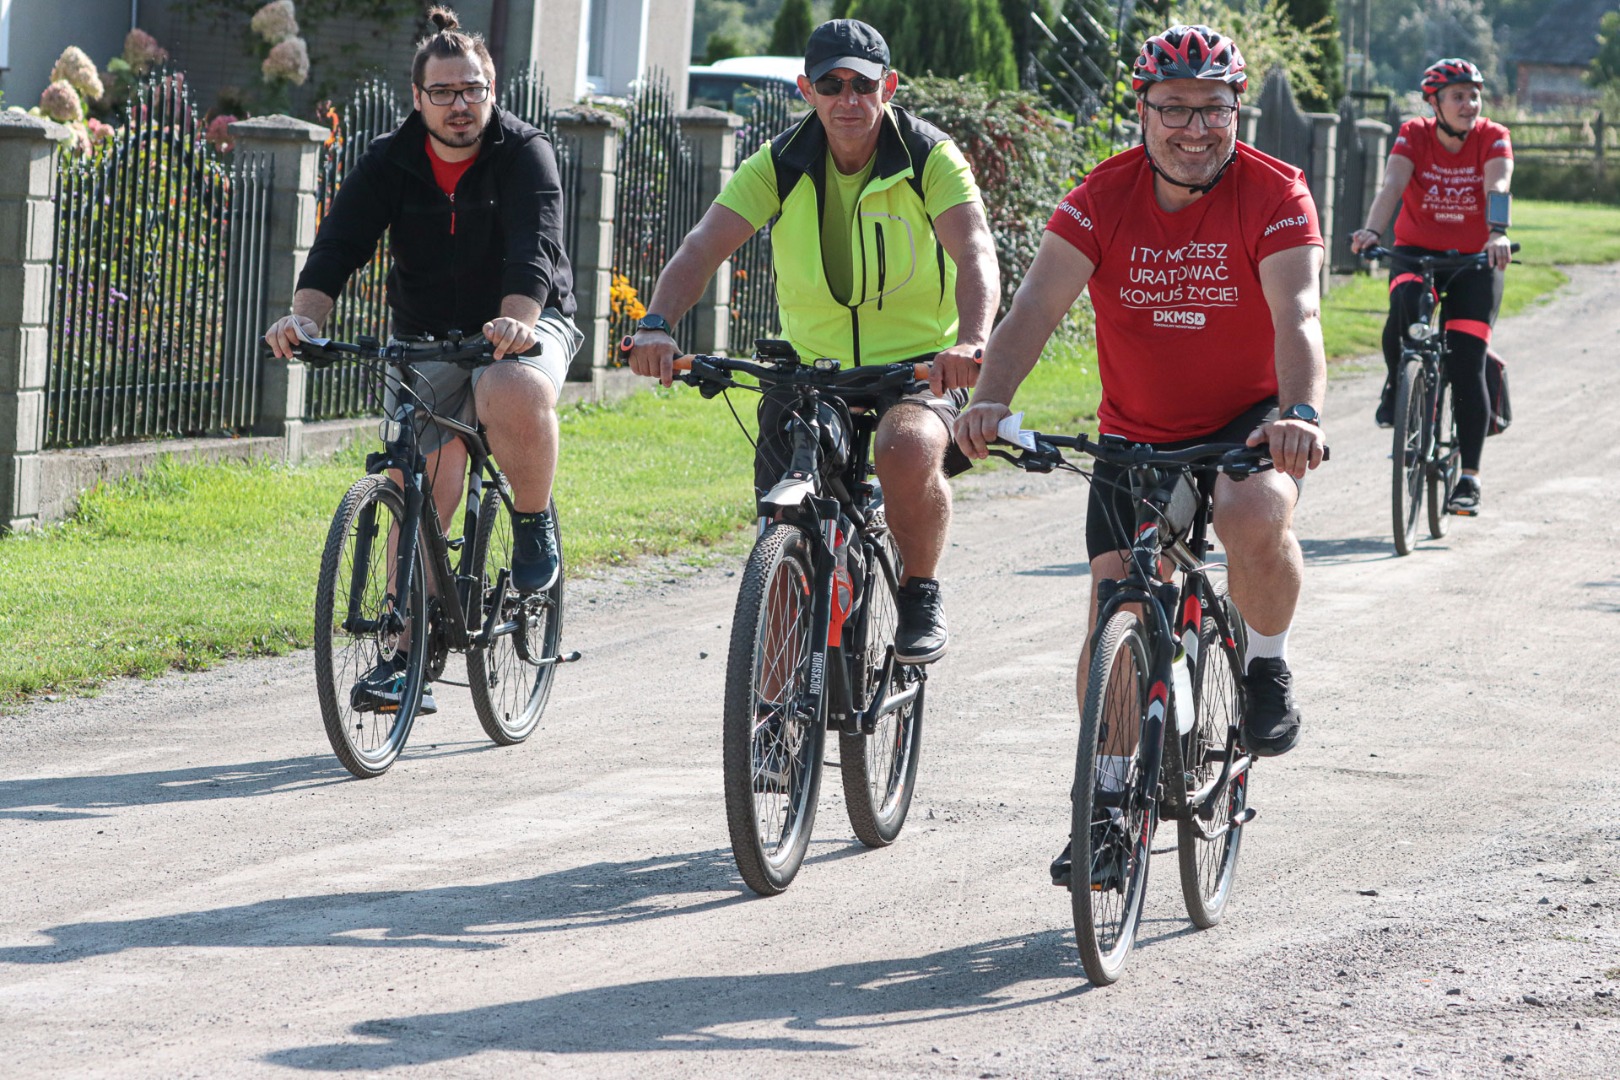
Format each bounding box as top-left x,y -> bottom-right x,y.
426,135 -> 476,233
1389,117 -> 1513,253
1045,144 -> 1323,443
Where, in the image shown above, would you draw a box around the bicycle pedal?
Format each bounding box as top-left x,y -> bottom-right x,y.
1231,807 -> 1257,828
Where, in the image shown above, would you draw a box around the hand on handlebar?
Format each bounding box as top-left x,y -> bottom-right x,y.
929,344 -> 983,397
264,314 -> 319,360
1485,232 -> 1514,271
1247,417 -> 1325,479
1348,228 -> 1381,256
624,330 -> 679,387
483,316 -> 540,361
953,399 -> 1012,461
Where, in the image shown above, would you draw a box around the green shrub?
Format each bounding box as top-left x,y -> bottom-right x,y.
1509,159 -> 1620,206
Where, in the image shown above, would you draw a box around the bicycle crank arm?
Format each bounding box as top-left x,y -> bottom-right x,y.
1187,752 -> 1253,811
473,568 -> 513,648
863,681 -> 922,730
1185,804 -> 1258,844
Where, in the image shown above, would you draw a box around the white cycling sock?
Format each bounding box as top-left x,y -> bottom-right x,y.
1245,626 -> 1289,667
1096,755 -> 1132,792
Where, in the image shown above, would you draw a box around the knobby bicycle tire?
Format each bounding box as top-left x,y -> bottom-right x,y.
1073,609 -> 1156,986
1427,376 -> 1461,539
313,475 -> 429,779
1391,357 -> 1428,556
840,531 -> 924,848
468,493 -> 564,745
1178,582 -> 1248,929
722,524 -> 825,895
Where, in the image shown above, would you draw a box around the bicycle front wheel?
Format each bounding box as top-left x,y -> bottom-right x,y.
723,524 -> 825,895
1390,357 -> 1427,556
840,532 -> 924,848
313,475 -> 428,778
1072,609 -> 1156,986
468,492 -> 563,745
1178,583 -> 1248,928
1427,377 -> 1460,539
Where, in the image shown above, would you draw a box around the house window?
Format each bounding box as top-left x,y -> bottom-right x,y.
585,0 -> 609,92
0,0 -> 12,71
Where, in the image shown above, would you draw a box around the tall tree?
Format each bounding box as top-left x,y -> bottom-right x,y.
769,0 -> 816,56
850,0 -> 1019,90
1282,0 -> 1345,109
1591,11 -> 1620,89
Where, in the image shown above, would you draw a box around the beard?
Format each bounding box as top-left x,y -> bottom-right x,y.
1147,129 -> 1236,189
425,110 -> 483,150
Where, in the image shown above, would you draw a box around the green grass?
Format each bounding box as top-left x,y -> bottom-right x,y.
1321,198 -> 1620,362
0,343 -> 1099,708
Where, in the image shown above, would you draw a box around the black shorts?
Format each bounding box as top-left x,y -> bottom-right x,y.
1084,398 -> 1288,561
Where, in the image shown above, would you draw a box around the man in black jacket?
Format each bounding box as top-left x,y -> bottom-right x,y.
265,8 -> 578,714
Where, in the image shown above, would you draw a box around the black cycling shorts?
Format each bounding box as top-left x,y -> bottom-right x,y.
1084,397 -> 1293,561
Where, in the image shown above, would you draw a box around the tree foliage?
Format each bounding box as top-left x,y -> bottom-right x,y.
1281,0 -> 1343,109
1170,1 -> 1331,108
769,0 -> 816,56
848,0 -> 1018,90
1590,11 -> 1620,90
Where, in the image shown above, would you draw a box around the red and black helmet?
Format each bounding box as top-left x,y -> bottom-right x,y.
1133,25 -> 1248,95
1420,58 -> 1484,96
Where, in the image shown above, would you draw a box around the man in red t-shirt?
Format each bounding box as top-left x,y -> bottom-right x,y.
1351,58 -> 1513,516
955,25 -> 1327,885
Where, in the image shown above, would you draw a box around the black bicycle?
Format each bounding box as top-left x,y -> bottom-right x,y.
291,331 -> 577,778
1360,244 -> 1517,555
991,424 -> 1309,984
673,341 -> 931,895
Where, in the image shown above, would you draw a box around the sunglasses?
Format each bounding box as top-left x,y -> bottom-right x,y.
419,84 -> 491,106
812,74 -> 883,97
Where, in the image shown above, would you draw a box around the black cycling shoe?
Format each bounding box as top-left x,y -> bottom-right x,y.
510,509 -> 560,593
1049,814 -> 1130,891
894,577 -> 948,664
1374,381 -> 1394,428
1447,475 -> 1482,516
1241,657 -> 1300,757
350,657 -> 437,716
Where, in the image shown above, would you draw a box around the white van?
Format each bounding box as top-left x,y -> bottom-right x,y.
688,55 -> 803,116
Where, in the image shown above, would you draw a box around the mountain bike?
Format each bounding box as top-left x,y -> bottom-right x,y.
290,332 -> 578,778
990,420 -> 1320,985
672,341 -> 933,895
1360,244 -> 1517,555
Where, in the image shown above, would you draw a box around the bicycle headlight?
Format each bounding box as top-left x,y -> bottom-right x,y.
1407,322 -> 1434,341
379,418 -> 402,443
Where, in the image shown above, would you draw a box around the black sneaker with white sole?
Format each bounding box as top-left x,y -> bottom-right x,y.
350,656 -> 437,716
1447,475 -> 1482,516
1049,813 -> 1130,891
1241,656 -> 1299,757
894,577 -> 948,664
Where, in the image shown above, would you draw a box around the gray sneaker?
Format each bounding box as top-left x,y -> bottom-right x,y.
1447,475 -> 1482,516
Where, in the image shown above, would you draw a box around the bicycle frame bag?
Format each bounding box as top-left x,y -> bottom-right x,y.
1140,469 -> 1199,541
1486,348 -> 1511,436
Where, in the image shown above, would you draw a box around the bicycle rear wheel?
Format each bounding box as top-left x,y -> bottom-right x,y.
1427,377 -> 1461,539
840,532 -> 924,848
468,492 -> 563,745
1178,583 -> 1248,928
313,475 -> 428,778
1072,609 -> 1155,986
723,524 -> 825,895
1390,357 -> 1427,556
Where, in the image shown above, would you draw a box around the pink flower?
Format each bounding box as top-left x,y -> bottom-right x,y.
87,118 -> 115,146
207,115 -> 239,153
39,80 -> 84,124
251,1 -> 300,45
123,29 -> 169,75
262,37 -> 310,85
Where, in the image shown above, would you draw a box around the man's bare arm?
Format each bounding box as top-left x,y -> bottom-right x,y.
627,204 -> 758,385
1254,244 -> 1327,478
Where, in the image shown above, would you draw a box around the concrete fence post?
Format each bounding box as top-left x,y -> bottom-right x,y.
1305,111 -> 1339,296
0,113 -> 67,533
677,107 -> 744,355
1239,104 -> 1262,148
554,108 -> 624,388
228,115 -> 328,461
1356,118 -> 1393,234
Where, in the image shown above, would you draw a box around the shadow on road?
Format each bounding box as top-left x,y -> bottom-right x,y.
1015,562 -> 1091,578
0,848 -> 789,964
1298,535 -> 1396,565
264,931 -> 1088,1066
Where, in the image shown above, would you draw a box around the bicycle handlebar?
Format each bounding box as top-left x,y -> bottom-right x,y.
672,353 -> 934,396
990,426 -> 1330,476
268,330 -> 545,369
1356,243 -> 1519,270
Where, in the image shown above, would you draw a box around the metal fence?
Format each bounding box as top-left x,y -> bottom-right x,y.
610,73 -> 707,361
728,84 -> 797,355
44,75 -> 272,448
1030,0 -> 1170,138
304,69 -> 584,419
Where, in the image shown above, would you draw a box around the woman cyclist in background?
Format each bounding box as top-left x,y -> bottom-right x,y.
1350,58 -> 1513,516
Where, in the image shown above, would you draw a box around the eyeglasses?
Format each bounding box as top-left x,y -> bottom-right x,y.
1141,101 -> 1237,129
419,84 -> 491,106
812,74 -> 883,97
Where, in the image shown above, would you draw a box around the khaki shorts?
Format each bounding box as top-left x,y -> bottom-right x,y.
385,309 -> 582,455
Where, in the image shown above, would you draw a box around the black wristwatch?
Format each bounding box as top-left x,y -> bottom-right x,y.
1280,403 -> 1320,426
635,313 -> 674,336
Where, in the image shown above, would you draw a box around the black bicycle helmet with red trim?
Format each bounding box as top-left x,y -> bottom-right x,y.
1420,58 -> 1484,96
1133,24 -> 1248,96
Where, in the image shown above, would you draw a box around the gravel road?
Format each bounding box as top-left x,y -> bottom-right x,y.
4,264 -> 1618,1078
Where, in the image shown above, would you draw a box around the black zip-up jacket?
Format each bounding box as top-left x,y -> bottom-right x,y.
297,106 -> 575,336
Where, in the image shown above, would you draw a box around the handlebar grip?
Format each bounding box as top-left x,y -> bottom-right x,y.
912,363 -> 930,380
674,356 -> 693,372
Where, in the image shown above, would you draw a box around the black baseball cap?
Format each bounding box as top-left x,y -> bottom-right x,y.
804,20 -> 890,83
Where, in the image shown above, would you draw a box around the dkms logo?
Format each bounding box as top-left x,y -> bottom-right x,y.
1154,310 -> 1206,327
